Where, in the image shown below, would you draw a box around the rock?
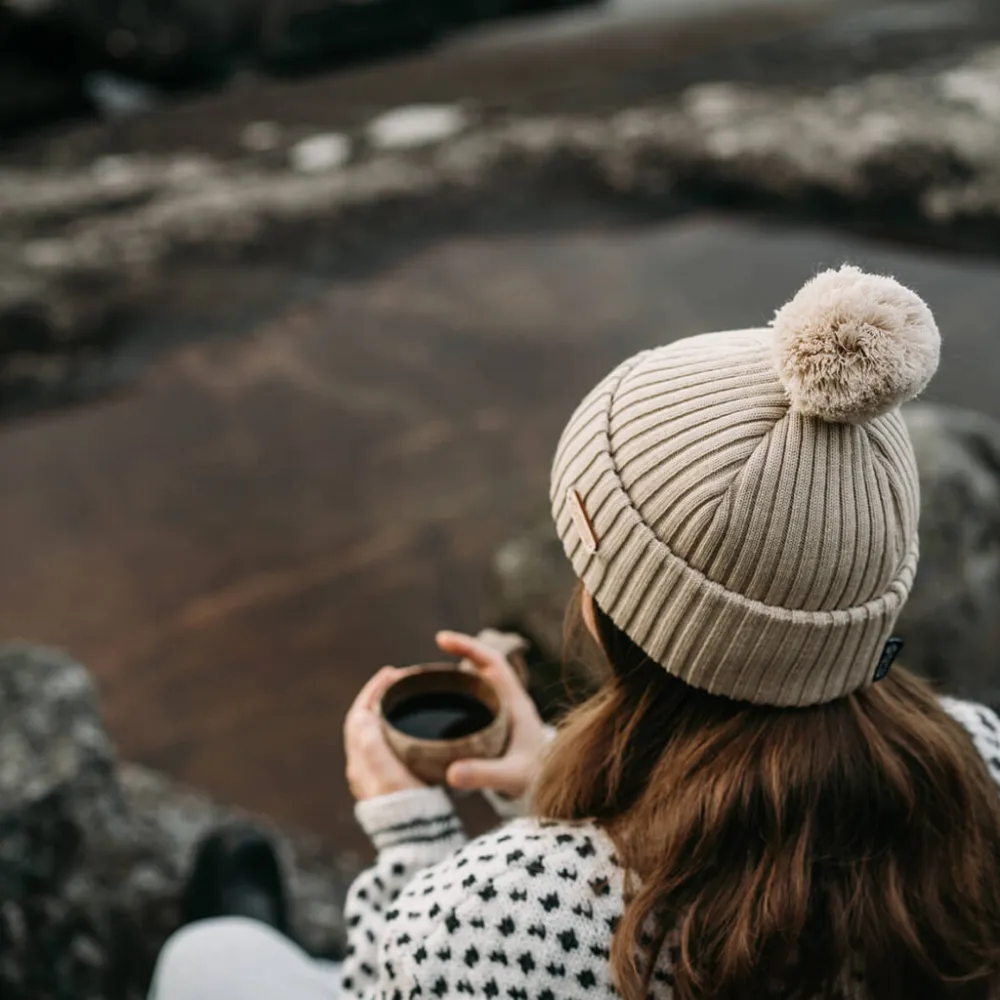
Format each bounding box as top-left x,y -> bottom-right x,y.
484,404 -> 1000,713
241,120 -> 283,153
7,39 -> 1000,400
367,105 -> 469,151
85,73 -> 161,118
483,516 -> 597,719
32,0 -> 255,88
0,6 -> 87,137
0,643 -> 354,1000
897,404 -> 1000,706
641,49 -> 1000,227
289,133 -> 351,174
0,70 -> 85,138
257,0 -> 440,72
6,0 -> 60,12
117,765 -> 358,960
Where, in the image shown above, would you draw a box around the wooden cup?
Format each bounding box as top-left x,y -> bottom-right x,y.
378,663 -> 510,786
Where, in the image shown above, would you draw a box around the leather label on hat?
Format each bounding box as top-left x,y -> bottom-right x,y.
568,488 -> 599,555
874,636 -> 904,682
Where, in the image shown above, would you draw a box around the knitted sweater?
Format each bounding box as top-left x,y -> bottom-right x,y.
341,697 -> 1000,1000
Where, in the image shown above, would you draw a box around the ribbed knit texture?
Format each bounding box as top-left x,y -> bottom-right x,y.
550,328 -> 922,706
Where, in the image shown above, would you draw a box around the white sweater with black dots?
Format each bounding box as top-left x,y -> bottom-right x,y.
340,698 -> 1000,1000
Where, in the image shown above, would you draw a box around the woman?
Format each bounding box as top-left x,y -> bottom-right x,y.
152,265 -> 1000,999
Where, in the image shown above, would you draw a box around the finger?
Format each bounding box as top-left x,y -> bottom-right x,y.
446,756 -> 526,798
436,631 -> 523,699
436,630 -> 499,663
344,669 -> 401,741
476,628 -> 529,659
360,666 -> 405,712
347,666 -> 400,719
348,712 -> 401,768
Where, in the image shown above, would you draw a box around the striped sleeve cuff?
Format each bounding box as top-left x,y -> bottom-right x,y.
354,787 -> 462,851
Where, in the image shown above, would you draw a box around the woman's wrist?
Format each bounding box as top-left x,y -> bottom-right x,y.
355,787 -> 462,851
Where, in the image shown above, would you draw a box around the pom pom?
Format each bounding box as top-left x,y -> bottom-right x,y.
771,264 -> 940,424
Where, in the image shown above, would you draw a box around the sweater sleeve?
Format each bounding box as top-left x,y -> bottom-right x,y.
340,787 -> 467,999
939,697 -> 1000,788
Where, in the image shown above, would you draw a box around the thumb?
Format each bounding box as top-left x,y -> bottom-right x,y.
447,757 -> 525,798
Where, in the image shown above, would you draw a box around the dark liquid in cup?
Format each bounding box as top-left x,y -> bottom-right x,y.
386,692 -> 495,740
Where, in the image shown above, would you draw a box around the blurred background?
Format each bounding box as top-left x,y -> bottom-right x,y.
2,0 -> 1000,863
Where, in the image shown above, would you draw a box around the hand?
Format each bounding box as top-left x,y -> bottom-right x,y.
436,630 -> 550,801
344,667 -> 426,801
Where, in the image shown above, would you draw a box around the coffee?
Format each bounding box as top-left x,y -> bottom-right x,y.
386,691 -> 495,741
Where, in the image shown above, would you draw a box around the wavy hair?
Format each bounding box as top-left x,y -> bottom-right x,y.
532,588 -> 1000,1000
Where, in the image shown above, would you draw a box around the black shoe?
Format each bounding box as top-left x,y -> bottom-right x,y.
180,822 -> 291,936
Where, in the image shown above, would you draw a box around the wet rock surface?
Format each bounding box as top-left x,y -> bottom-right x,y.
485,403 -> 1000,712
901,404 -> 1000,706
0,643 -> 353,1000
6,26 -> 1000,410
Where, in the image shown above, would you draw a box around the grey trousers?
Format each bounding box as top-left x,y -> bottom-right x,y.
150,918 -> 342,1000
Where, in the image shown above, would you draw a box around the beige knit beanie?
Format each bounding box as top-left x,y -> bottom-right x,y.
550,265 -> 941,706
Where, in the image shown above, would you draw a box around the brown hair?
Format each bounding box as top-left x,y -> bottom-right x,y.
532,588 -> 1000,1000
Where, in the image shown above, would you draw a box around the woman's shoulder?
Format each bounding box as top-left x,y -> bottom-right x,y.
939,696 -> 1000,786
387,819 -> 628,994
401,817 -> 620,896
393,817 -> 624,934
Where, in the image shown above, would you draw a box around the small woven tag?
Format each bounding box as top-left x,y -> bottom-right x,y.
874,636 -> 904,681
568,487 -> 599,555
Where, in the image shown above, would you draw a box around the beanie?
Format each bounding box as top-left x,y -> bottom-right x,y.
550,265 -> 941,706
